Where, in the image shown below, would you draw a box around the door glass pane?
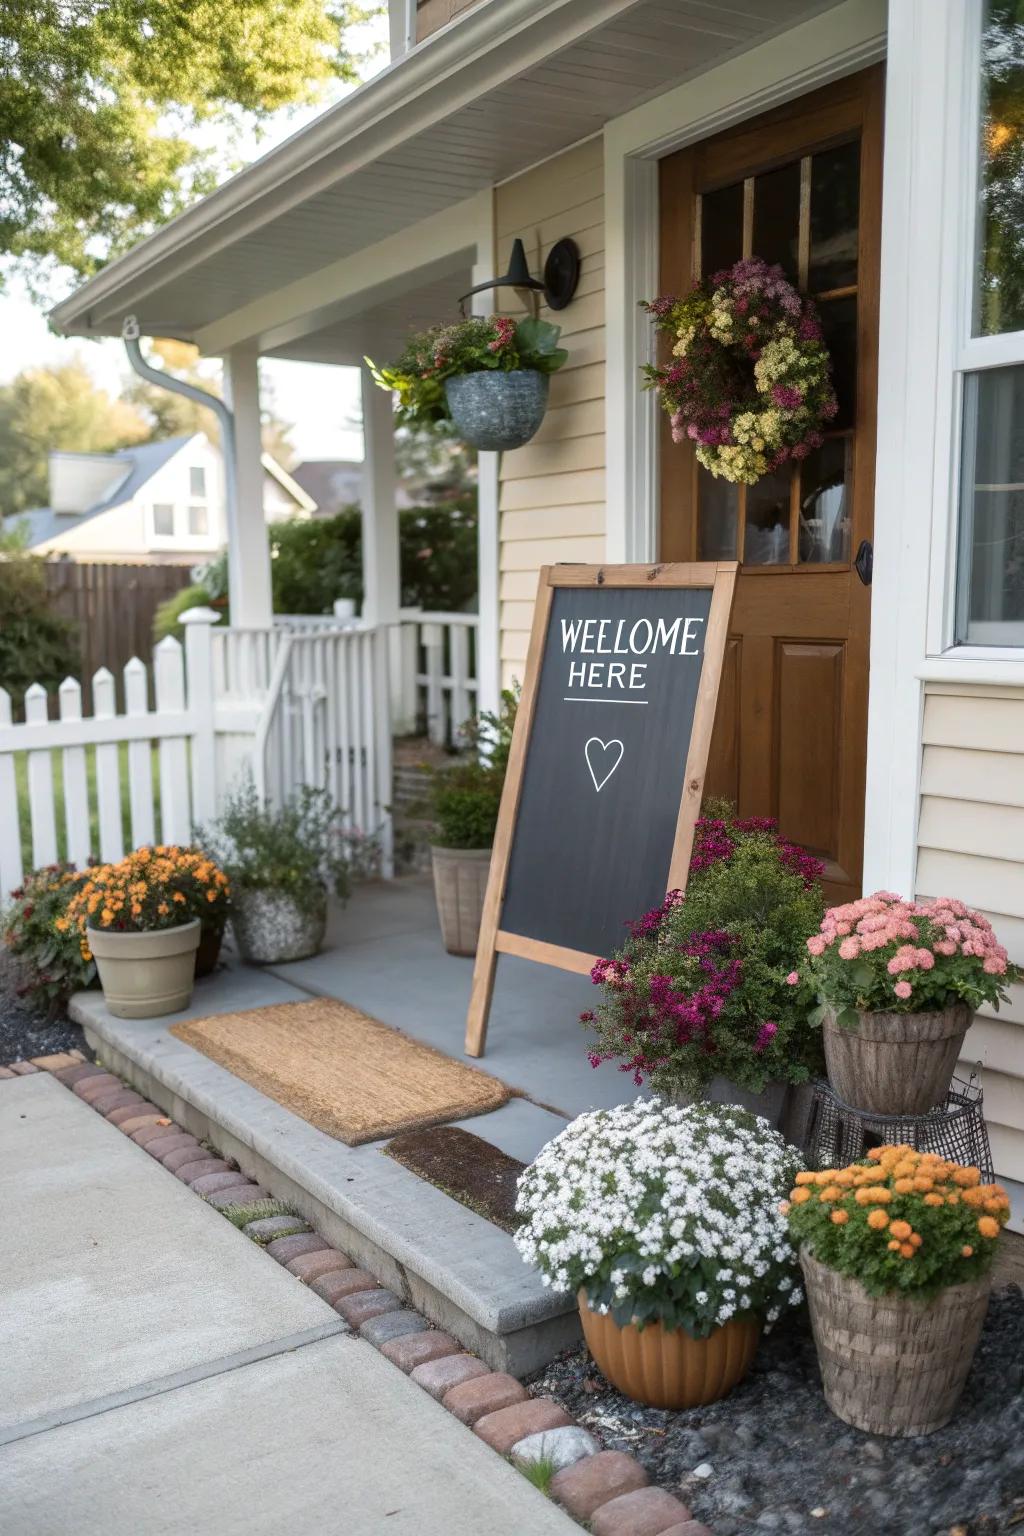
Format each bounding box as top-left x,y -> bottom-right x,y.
744,470 -> 792,564
700,182 -> 744,279
810,141 -> 860,293
799,438 -> 852,564
957,365 -> 1024,644
752,162 -> 801,282
819,296 -> 857,431
697,467 -> 738,558
974,0 -> 1024,335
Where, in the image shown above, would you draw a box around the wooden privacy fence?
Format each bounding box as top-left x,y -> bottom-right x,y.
43,561 -> 193,710
0,611 -> 394,900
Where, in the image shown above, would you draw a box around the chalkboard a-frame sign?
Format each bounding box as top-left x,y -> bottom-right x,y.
465,561 -> 738,1057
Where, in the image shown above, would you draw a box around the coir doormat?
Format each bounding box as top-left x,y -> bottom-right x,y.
384,1124 -> 526,1233
170,999 -> 509,1146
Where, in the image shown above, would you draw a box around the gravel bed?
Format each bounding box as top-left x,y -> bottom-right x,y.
0,952 -> 91,1063
528,1286 -> 1024,1536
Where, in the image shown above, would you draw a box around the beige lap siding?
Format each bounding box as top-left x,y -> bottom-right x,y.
916,683 -> 1024,1187
415,0 -> 483,44
494,138 -> 607,689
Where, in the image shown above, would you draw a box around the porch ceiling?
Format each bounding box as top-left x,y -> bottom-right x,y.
50,0 -> 842,349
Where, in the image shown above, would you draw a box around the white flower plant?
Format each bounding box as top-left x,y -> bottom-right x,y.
515,1099 -> 804,1338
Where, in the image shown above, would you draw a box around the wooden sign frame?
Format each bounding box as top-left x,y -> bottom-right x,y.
465,560 -> 738,1057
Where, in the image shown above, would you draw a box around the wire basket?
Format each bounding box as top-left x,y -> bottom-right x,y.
805,1069 -> 994,1180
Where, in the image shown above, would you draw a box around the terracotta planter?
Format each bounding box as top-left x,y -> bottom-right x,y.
88,919 -> 200,1019
800,1246 -> 991,1436
431,845 -> 491,957
444,370 -> 550,451
578,1292 -> 760,1410
231,886 -> 327,965
195,921 -> 225,978
822,1003 -> 971,1115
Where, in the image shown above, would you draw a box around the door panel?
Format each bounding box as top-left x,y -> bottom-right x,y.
658,67 -> 883,900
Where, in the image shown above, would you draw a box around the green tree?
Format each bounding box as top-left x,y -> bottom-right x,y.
0,530 -> 79,701
0,359 -> 149,518
1,0 -> 379,284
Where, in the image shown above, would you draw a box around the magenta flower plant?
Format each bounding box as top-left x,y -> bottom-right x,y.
583,807 -> 825,1100
794,893 -> 1020,1027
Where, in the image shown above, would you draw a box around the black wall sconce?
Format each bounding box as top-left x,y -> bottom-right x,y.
458,237 -> 581,316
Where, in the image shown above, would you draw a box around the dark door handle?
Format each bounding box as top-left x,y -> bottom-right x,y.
854,539 -> 873,586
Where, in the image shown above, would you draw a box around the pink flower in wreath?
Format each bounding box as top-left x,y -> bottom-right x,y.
893,981 -> 913,1000
772,385 -> 804,410
806,934 -> 827,956
838,937 -> 861,960
786,971 -> 800,986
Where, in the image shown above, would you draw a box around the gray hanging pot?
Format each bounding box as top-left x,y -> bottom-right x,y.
444,369 -> 550,451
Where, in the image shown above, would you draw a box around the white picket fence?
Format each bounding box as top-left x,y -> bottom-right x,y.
0,611 -> 394,900
0,605 -> 480,900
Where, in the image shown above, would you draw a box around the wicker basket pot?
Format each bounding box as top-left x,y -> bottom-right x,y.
800,1246 -> 991,1436
822,1003 -> 971,1115
431,845 -> 491,957
231,886 -> 327,965
88,919 -> 200,1019
578,1291 -> 760,1410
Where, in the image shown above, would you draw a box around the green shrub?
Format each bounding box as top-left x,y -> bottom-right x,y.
428,689 -> 517,849
2,864 -> 97,1015
0,548 -> 78,701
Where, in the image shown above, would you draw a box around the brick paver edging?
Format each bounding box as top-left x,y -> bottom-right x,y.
2,1051 -> 712,1536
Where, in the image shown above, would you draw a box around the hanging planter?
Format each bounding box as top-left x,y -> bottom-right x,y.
367,315 -> 567,453
444,369 -> 549,452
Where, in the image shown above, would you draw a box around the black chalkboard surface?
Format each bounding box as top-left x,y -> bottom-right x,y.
465,562 -> 737,1057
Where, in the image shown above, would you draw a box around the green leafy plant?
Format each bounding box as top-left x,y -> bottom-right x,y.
516,1100 -> 803,1337
1,863 -> 97,1014
583,805 -> 825,1099
786,1145 -> 1011,1301
428,688 -> 518,849
197,779 -> 379,913
0,540 -> 79,701
368,316 -> 568,429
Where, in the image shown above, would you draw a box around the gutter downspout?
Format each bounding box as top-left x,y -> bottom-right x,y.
121,315 -> 238,542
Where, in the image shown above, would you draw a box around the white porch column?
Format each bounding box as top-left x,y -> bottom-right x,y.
471,243 -> 502,719
359,363 -> 401,628
222,348 -> 273,629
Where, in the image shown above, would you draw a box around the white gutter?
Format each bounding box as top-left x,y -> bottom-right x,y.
50,0 -> 638,335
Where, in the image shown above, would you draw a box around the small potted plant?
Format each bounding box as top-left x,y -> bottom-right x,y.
794,893 -> 1019,1115
65,847 -> 227,1018
786,1145 -> 1011,1436
516,1099 -> 803,1410
368,315 -> 568,452
199,781 -> 374,965
428,690 -> 516,957
2,863 -> 98,1015
583,807 -> 825,1123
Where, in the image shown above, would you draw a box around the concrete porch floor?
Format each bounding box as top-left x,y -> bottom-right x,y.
71,875 -> 646,1375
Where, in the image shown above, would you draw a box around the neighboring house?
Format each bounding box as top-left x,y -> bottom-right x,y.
49,2 -> 1024,1197
290,459 -> 364,517
18,434 -> 315,563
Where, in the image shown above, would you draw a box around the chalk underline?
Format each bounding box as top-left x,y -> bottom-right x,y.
563,697 -> 648,705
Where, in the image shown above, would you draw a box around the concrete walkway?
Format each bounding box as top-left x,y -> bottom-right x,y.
0,1074 -> 575,1535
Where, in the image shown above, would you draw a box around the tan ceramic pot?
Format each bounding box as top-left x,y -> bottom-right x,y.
578,1292 -> 761,1410
88,919 -> 200,1019
822,1003 -> 971,1115
800,1246 -> 991,1436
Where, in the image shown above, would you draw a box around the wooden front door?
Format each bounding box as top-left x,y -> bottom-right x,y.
658,67 -> 883,901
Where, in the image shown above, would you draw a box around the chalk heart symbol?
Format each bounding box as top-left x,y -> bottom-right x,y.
585,736 -> 624,794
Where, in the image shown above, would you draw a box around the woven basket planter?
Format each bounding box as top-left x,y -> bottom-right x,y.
578,1291 -> 760,1410
800,1247 -> 991,1436
431,845 -> 491,957
822,1003 -> 971,1115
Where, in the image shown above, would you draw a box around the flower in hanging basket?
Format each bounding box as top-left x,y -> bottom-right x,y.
366,315 -> 568,445
641,258 -> 837,485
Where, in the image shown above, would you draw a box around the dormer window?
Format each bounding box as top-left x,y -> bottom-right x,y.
190,466 -> 206,497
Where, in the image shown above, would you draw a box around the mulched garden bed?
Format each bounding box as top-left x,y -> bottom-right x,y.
528,1285 -> 1024,1536
0,952 -> 91,1063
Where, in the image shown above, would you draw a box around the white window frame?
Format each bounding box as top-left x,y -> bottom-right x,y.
150,502 -> 177,541
921,0 -> 1024,674
189,465 -> 207,499
187,502 -> 211,538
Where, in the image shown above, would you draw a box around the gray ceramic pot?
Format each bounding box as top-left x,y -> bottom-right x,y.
444,369 -> 549,450
231,885 -> 327,965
